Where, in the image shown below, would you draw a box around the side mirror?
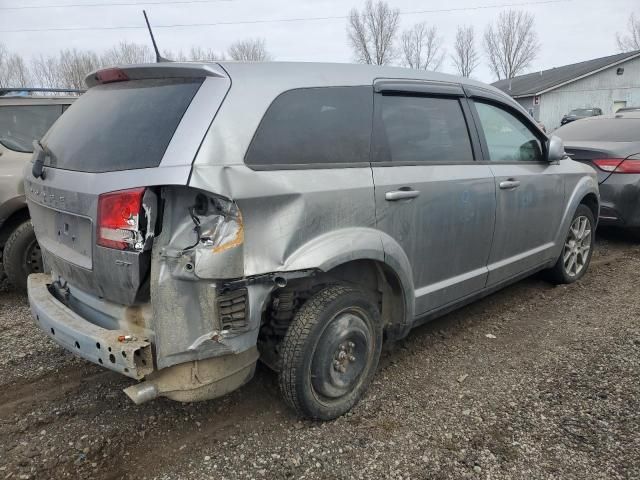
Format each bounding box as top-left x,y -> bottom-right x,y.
547,135 -> 566,162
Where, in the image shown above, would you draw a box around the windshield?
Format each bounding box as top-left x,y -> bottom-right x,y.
555,118 -> 640,142
0,105 -> 63,153
43,78 -> 203,173
569,109 -> 594,116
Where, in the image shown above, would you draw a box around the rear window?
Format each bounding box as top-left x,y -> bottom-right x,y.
245,86 -> 372,167
0,105 -> 63,153
555,118 -> 640,142
43,78 -> 202,173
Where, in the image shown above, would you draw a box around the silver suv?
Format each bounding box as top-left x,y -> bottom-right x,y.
25,63 -> 599,420
0,90 -> 77,290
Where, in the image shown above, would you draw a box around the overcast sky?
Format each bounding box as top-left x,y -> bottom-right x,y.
0,0 -> 637,83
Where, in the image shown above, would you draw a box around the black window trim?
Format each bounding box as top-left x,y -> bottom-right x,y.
468,97 -> 549,164
244,85 -> 375,171
371,87 -> 481,167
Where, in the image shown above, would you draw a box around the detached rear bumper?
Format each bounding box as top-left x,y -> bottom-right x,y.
27,273 -> 153,379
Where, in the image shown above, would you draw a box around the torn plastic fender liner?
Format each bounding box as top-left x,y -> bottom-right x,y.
219,268 -> 318,292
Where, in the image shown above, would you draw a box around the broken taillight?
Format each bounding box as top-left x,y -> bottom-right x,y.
97,188 -> 146,251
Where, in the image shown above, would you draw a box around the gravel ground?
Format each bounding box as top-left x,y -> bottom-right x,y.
0,229 -> 639,480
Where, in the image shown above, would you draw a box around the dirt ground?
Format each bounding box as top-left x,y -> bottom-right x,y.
0,229 -> 639,480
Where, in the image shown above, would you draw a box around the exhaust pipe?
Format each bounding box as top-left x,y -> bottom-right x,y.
124,382 -> 159,404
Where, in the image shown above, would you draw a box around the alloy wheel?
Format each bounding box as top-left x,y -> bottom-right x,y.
563,215 -> 591,277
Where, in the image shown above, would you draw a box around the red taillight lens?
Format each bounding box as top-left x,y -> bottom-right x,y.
613,159 -> 640,173
593,158 -> 625,172
97,188 -> 146,250
94,68 -> 129,84
593,158 -> 640,174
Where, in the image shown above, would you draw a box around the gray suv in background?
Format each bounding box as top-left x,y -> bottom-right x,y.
0,90 -> 77,290
25,63 -> 599,420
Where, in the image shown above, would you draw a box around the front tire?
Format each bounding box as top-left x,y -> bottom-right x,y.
547,204 -> 595,284
4,221 -> 43,291
279,285 -> 382,420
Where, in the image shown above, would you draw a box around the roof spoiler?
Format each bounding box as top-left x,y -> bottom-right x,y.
85,63 -> 227,88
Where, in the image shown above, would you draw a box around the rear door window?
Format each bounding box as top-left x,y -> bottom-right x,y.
0,105 -> 62,153
474,102 -> 544,162
373,95 -> 474,163
43,78 -> 202,172
245,86 -> 372,167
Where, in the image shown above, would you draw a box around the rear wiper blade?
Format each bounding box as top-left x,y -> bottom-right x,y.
32,140 -> 49,180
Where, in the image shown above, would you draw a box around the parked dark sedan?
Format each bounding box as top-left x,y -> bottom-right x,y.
555,111 -> 640,233
560,107 -> 602,125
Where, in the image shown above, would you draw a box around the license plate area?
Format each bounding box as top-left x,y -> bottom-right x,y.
54,211 -> 91,255
29,201 -> 94,270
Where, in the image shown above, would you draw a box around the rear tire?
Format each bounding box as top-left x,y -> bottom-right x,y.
547,204 -> 595,284
4,221 -> 43,292
279,285 -> 382,420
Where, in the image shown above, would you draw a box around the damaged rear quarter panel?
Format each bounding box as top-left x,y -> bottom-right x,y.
153,166 -> 378,369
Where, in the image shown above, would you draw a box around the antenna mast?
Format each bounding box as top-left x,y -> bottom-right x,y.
143,10 -> 168,63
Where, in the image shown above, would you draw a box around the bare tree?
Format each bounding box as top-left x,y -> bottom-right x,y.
616,13 -> 640,52
188,46 -> 225,61
451,25 -> 479,77
56,49 -> 101,89
0,44 -> 31,88
31,54 -> 63,89
160,46 -> 225,62
161,48 -> 188,62
227,38 -> 272,61
347,0 -> 400,65
101,41 -> 154,65
400,22 -> 444,70
483,10 -> 539,80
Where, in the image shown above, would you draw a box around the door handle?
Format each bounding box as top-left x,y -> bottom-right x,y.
385,189 -> 420,201
499,179 -> 521,190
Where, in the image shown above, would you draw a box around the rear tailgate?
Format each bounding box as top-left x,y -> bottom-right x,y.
25,63 -> 230,305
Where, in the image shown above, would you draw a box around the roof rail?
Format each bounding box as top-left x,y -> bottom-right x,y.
0,87 -> 85,96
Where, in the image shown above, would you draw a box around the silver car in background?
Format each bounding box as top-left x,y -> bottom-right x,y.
0,90 -> 77,290
24,62 -> 599,420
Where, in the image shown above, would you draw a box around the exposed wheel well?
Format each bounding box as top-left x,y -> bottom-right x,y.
0,207 -> 30,248
258,259 -> 407,370
580,193 -> 599,224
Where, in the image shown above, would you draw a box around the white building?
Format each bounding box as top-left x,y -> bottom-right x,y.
493,50 -> 640,131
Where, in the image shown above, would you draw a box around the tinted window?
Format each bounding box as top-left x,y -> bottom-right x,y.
0,105 -> 62,153
475,102 -> 543,162
374,95 -> 473,163
555,118 -> 640,142
245,87 -> 372,166
44,78 -> 202,173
